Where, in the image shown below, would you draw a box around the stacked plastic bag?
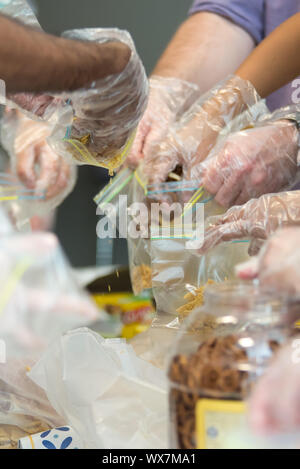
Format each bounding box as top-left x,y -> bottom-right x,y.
0,231 -> 106,448
29,328 -> 167,449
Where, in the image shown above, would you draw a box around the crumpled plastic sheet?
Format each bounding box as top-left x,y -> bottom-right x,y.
29,328 -> 168,449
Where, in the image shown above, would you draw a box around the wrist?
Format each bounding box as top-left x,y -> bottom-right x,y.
50,38 -> 131,92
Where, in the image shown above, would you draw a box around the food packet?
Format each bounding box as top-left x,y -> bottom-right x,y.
149,181 -> 250,327
0,201 -> 14,236
0,232 -> 106,444
48,28 -> 148,173
29,327 -> 168,449
95,168 -> 152,296
1,111 -> 77,221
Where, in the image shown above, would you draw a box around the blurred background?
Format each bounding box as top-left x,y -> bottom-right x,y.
32,0 -> 192,266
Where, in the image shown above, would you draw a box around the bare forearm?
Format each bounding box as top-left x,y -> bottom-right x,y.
236,13 -> 300,98
153,12 -> 255,94
0,15 -> 130,93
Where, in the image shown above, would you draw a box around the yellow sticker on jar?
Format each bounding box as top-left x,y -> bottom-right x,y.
196,399 -> 247,449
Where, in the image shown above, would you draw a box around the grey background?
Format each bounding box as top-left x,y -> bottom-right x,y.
34,0 -> 192,266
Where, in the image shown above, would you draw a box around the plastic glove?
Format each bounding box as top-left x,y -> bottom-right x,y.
142,75 -> 263,185
193,191 -> 300,256
250,339 -> 300,434
49,28 -> 148,172
126,76 -> 199,168
2,109 -> 76,201
236,227 -> 300,296
201,118 -> 299,208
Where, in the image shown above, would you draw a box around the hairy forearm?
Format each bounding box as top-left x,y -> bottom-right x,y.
236,13 -> 300,98
0,15 -> 130,93
152,12 -> 255,94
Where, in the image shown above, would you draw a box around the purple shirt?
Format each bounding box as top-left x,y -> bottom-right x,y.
189,0 -> 300,110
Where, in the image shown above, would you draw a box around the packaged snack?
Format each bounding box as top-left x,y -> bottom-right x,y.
50,28 -> 148,173
150,181 -> 250,326
95,169 -> 152,296
168,282 -> 290,449
92,292 -> 155,339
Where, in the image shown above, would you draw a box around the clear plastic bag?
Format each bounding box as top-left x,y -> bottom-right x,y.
0,232 -> 105,444
127,172 -> 152,296
29,327 -> 167,449
49,28 -> 148,173
1,110 -> 77,220
0,171 -> 36,230
150,181 -> 250,326
0,203 -> 14,236
95,169 -> 152,296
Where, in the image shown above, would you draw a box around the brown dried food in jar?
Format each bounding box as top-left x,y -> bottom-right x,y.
169,333 -> 281,449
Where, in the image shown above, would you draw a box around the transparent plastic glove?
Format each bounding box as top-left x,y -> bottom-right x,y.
236,227 -> 300,296
6,94 -> 62,120
1,109 -> 77,214
194,191 -> 300,256
142,75 -> 263,185
50,28 -> 148,172
250,339 -> 300,434
126,76 -> 199,168
201,119 -> 299,208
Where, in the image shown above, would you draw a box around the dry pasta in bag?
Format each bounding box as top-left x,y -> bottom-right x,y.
95,169 -> 152,296
149,180 -> 250,328
127,172 -> 152,296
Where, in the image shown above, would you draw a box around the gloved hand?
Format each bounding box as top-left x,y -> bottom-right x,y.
126,76 -> 199,168
250,339 -> 300,434
201,119 -> 299,208
192,191 -> 300,256
51,28 -> 148,172
2,109 -> 76,202
236,227 -> 300,296
141,75 -> 263,185
6,28 -> 147,174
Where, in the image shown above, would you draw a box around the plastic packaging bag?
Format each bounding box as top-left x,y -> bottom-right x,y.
29,327 -> 168,449
127,172 -> 152,296
0,203 -> 14,236
0,171 -> 36,230
49,28 -> 148,173
149,181 -> 250,327
0,232 -> 106,445
95,168 -> 152,296
1,110 -> 77,220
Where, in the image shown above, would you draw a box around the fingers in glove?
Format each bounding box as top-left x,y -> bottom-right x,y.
195,219 -> 248,254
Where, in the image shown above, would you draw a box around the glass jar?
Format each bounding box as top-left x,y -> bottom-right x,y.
168,281 -> 290,449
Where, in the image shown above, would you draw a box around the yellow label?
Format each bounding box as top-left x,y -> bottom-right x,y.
196,399 -> 246,449
92,293 -> 153,312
